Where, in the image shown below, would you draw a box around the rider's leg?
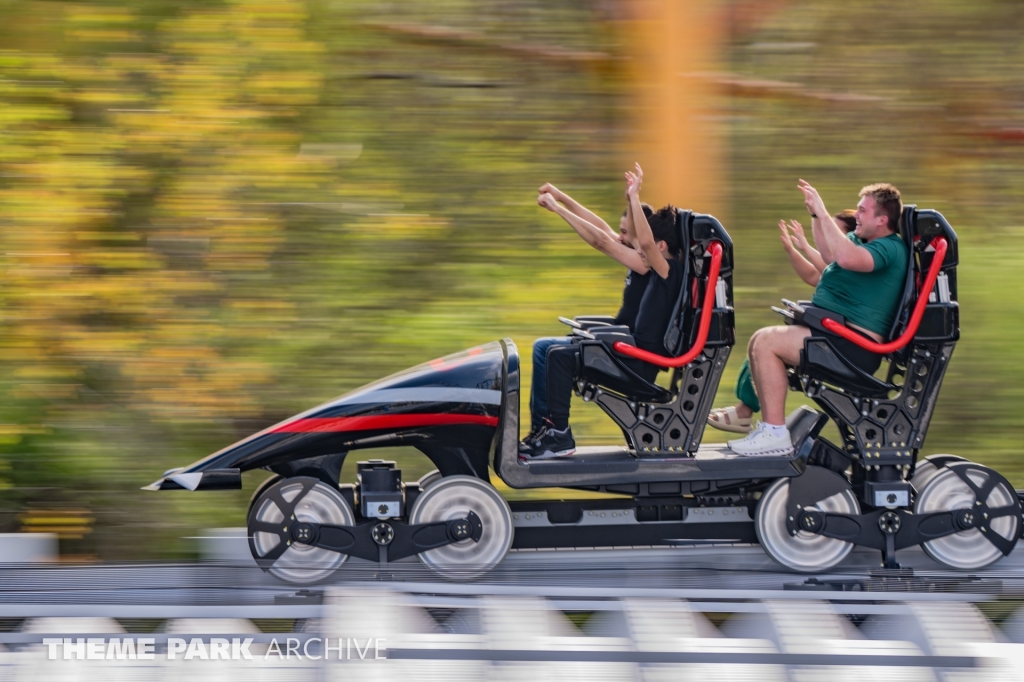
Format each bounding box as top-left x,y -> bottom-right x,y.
735,357 -> 760,416
516,344 -> 579,458
546,349 -> 658,430
544,345 -> 579,430
726,326 -> 810,455
529,337 -> 572,431
748,325 -> 811,425
709,357 -> 757,433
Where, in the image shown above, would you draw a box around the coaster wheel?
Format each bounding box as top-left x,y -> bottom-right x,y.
914,462 -> 1020,570
910,454 -> 968,492
416,469 -> 443,490
408,475 -> 513,580
248,476 -> 354,585
755,477 -> 860,572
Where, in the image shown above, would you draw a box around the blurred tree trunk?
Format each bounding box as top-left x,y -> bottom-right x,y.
616,0 -> 726,215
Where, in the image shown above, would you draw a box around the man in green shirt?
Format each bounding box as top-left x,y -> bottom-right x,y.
728,181 -> 907,456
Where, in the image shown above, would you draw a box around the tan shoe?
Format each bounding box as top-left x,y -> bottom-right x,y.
706,406 -> 753,434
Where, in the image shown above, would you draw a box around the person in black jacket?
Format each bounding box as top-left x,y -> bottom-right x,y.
523,184 -> 653,439
522,165 -> 681,459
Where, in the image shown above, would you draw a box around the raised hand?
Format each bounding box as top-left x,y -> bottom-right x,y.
624,172 -> 636,197
624,162 -> 645,198
778,220 -> 796,251
787,219 -> 809,250
798,179 -> 827,218
539,183 -> 564,201
537,192 -> 558,212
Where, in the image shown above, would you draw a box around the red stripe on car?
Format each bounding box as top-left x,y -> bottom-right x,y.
270,413 -> 499,434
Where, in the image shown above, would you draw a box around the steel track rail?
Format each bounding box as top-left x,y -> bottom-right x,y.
0,540 -> 1021,605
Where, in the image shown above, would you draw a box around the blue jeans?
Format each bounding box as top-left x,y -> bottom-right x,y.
529,336 -> 573,430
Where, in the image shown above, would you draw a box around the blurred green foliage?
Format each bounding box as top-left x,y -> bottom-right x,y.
0,0 -> 1023,559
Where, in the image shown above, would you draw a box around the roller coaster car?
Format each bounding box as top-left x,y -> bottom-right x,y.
145,207 -> 1020,583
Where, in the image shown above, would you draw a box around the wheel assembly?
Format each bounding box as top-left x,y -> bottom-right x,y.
408,475 -> 513,579
910,454 -> 967,492
756,476 -> 861,572
248,476 -> 355,585
914,462 -> 1020,570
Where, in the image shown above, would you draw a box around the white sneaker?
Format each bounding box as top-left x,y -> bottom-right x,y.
728,422 -> 794,457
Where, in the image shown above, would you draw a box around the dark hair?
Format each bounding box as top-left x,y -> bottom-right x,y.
833,209 -> 857,234
859,183 -> 902,233
622,202 -> 654,220
648,205 -> 680,257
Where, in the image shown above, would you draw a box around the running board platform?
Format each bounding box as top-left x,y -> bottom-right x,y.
498,407 -> 824,492
508,497 -> 756,549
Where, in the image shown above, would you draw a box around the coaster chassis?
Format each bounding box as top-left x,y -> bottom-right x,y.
145,207 -> 1022,581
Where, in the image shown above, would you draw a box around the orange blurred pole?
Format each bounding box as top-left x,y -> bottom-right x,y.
618,0 -> 725,217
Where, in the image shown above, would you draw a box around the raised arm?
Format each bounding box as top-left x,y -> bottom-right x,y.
786,219 -> 828,273
809,214 -> 834,265
622,183 -> 639,247
779,220 -> 820,286
800,179 -> 874,272
539,183 -> 616,239
538,192 -> 647,273
626,164 -> 671,279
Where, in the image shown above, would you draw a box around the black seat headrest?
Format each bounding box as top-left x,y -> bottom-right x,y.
884,205 -> 919,344
662,209 -> 692,355
885,206 -> 960,350
662,210 -> 734,356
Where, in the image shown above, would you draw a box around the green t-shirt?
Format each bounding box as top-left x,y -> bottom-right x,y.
811,232 -> 908,336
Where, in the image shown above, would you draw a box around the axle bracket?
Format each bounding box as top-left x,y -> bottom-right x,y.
286,511 -> 482,563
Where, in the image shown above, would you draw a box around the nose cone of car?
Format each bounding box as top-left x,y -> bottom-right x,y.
145,341 -> 513,490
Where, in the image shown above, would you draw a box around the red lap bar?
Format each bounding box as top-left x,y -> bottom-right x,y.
612,241 -> 724,369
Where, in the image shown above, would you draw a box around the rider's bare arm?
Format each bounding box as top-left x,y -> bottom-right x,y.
810,215 -> 834,265
786,219 -> 828,273
539,192 -> 647,273
800,180 -> 874,272
539,183 -> 616,240
779,220 -> 821,286
627,165 -> 671,279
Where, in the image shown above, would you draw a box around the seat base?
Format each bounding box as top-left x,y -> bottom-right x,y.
801,336 -> 893,399
578,345 -> 731,455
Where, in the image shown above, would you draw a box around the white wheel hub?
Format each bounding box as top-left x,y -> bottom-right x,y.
756,476 -> 860,572
248,476 -> 354,585
409,475 -> 513,580
915,462 -> 1019,570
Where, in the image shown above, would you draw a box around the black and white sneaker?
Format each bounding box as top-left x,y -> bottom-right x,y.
519,422 -> 576,460
518,423 -> 544,454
